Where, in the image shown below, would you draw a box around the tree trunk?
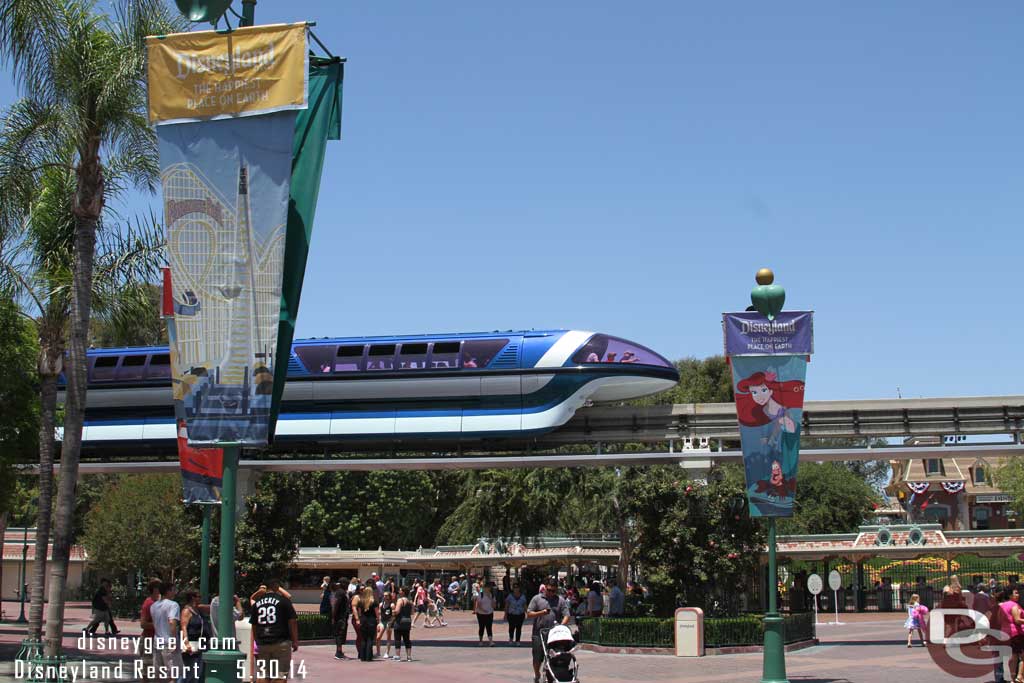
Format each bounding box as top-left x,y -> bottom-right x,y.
44,144 -> 102,658
30,344 -> 61,641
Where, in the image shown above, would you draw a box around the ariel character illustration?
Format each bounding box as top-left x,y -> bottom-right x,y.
735,370 -> 805,447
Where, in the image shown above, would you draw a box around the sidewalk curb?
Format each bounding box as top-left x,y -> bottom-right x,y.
579,638 -> 819,657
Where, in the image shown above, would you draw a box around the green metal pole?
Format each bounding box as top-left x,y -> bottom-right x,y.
16,525 -> 28,623
203,444 -> 245,683
240,0 -> 256,26
200,505 -> 212,604
762,517 -> 788,683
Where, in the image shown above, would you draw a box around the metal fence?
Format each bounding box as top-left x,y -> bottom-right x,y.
577,617 -> 674,648
781,555 -> 1024,613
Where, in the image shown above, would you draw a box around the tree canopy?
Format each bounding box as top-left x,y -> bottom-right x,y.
779,461 -> 881,535
80,474 -> 198,583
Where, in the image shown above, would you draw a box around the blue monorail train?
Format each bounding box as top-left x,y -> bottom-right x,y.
76,329 -> 678,445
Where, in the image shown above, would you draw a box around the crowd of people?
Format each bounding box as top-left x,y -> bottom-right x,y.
899,575 -> 1024,683
320,572 -> 640,681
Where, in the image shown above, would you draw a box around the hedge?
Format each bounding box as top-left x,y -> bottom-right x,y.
578,612 -> 816,649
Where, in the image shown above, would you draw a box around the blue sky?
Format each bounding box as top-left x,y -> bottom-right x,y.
2,1 -> 1022,400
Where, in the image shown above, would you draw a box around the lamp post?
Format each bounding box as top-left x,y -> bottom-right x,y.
16,521 -> 29,623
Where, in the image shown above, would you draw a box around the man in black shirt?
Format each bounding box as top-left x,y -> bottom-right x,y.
250,579 -> 298,682
84,579 -> 118,636
331,579 -> 351,660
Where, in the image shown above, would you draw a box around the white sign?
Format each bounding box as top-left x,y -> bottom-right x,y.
828,570 -> 842,592
807,573 -> 823,596
977,494 -> 1011,504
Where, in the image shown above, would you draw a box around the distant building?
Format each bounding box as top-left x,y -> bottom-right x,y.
283,537 -> 622,604
885,436 -> 1016,531
2,528 -> 87,603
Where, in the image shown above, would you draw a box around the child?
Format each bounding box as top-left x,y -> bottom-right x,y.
905,593 -> 927,647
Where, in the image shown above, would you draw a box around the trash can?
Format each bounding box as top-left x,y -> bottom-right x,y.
674,607 -> 704,657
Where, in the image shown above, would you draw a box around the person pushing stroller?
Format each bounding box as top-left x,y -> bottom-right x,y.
527,579 -> 572,683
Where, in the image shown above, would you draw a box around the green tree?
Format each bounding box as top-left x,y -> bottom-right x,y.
778,462 -> 880,535
627,464 -> 764,616
0,160 -> 161,640
631,355 -> 733,406
81,475 -> 198,582
436,468 -> 577,545
0,0 -> 184,654
995,459 -> 1024,519
233,473 -> 307,597
0,298 -> 38,598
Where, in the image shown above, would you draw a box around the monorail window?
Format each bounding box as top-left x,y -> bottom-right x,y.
462,339 -> 509,369
334,345 -> 366,373
294,345 -> 340,374
398,343 -> 428,370
92,355 -> 119,382
571,334 -> 673,367
123,355 -> 146,366
367,344 -> 396,371
431,342 -> 461,369
146,354 -> 172,380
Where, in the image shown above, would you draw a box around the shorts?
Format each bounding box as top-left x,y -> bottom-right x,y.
532,634 -> 545,667
417,604 -> 428,614
254,640 -> 292,680
153,647 -> 184,675
1012,635 -> 1024,655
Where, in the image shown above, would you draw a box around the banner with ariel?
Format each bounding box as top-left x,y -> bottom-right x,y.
729,355 -> 807,516
723,268 -> 814,517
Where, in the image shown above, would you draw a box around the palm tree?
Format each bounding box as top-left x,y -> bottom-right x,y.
0,160 -> 164,642
0,0 -> 184,655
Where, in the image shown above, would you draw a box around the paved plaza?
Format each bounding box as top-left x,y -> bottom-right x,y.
0,600 -> 1011,682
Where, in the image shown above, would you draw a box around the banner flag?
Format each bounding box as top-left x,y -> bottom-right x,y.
724,310 -> 814,517
163,268 -> 224,503
147,23 -> 308,124
268,57 -> 344,441
149,24 -> 308,446
723,311 -> 813,356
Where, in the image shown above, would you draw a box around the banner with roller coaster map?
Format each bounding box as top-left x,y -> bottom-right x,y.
148,24 -> 308,449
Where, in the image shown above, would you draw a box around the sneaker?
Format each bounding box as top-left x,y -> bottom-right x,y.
333,653 -> 347,660
392,655 -> 401,661
405,656 -> 413,662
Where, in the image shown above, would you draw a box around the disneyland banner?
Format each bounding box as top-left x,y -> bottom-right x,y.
148,24 -> 308,446
724,310 -> 814,517
723,310 -> 813,356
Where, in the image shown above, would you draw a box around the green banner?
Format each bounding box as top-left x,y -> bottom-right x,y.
269,57 -> 344,440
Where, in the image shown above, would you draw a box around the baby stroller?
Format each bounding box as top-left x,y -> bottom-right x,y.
540,625 -> 580,683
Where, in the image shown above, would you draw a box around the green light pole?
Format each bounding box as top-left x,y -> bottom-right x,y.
762,518 -> 787,683
748,267 -> 789,683
202,445 -> 244,683
200,505 -> 212,603
240,0 -> 256,27
16,523 -> 28,623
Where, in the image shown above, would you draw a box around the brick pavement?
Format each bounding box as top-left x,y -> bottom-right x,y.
0,601 -> 1011,682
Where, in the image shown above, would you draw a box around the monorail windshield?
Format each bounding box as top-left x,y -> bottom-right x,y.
571,334 -> 672,367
